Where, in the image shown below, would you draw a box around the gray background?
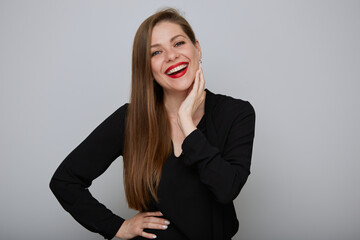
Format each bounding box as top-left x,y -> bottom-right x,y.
1,0 -> 359,239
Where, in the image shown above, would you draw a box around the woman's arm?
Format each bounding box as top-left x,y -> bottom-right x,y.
181,102 -> 255,204
50,104 -> 170,239
49,104 -> 127,239
178,66 -> 255,204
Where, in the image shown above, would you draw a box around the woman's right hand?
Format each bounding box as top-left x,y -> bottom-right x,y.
115,211 -> 170,239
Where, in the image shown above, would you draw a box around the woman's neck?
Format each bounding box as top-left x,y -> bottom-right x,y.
162,88 -> 206,122
163,90 -> 188,117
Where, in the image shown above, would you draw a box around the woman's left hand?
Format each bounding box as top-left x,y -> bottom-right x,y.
178,65 -> 206,137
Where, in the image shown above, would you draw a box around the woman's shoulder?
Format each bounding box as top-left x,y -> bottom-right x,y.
98,103 -> 129,129
204,89 -> 255,148
106,103 -> 129,119
116,103 -> 129,114
205,89 -> 255,119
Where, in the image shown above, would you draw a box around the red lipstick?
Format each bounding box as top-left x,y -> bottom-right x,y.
164,62 -> 189,79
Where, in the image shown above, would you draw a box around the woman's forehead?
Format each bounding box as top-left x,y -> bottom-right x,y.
151,22 -> 186,45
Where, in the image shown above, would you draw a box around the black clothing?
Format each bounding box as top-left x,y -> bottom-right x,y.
50,89 -> 255,240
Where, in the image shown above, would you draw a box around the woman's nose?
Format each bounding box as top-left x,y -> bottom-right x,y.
165,49 -> 178,62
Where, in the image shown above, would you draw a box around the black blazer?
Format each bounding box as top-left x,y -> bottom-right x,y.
50,89 -> 255,240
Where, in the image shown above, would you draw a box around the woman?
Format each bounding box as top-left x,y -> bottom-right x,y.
50,8 -> 255,240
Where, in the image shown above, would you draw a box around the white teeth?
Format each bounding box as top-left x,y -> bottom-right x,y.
166,64 -> 188,75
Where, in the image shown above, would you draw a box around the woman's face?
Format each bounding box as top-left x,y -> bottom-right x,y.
150,21 -> 201,94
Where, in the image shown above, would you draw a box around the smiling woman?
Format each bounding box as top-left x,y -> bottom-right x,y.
150,21 -> 201,91
50,8 -> 255,240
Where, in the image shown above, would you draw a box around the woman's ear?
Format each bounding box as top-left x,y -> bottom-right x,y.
195,40 -> 202,60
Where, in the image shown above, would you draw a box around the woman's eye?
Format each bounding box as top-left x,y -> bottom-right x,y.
151,51 -> 161,57
175,41 -> 185,47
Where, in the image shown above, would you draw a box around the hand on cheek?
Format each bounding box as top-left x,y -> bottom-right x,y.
178,65 -> 206,137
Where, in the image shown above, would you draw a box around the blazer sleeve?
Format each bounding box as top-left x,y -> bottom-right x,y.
49,104 -> 128,239
181,101 -> 255,204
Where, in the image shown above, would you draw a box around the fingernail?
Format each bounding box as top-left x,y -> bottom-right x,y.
162,225 -> 168,229
165,220 -> 170,224
152,235 -> 157,239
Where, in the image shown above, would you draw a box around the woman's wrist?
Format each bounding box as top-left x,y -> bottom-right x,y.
178,115 -> 196,137
115,220 -> 127,239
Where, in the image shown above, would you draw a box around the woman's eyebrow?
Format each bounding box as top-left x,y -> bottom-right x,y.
170,34 -> 185,42
150,34 -> 186,48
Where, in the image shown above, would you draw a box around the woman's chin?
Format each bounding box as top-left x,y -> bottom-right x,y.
163,80 -> 194,93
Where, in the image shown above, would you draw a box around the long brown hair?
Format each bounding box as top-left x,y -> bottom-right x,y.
123,8 -> 197,211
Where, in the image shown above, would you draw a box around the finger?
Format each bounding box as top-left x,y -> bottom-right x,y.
141,231 -> 157,239
197,67 -> 204,93
198,66 -> 205,94
143,211 -> 163,217
142,222 -> 169,230
143,217 -> 170,225
191,69 -> 201,95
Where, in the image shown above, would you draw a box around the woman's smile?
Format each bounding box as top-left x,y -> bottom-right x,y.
165,62 -> 189,78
